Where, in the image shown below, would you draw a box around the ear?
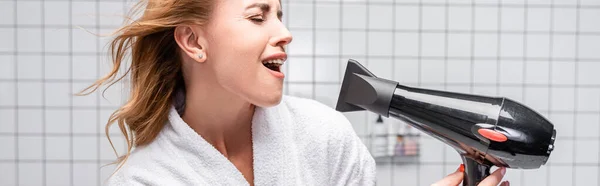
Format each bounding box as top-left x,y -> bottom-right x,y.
174,25 -> 208,63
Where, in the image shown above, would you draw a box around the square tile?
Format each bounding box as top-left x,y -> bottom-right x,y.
0,109 -> 15,133
473,34 -> 498,57
448,6 -> 472,30
444,145 -> 462,164
17,28 -> 42,53
421,33 -> 445,57
0,163 -> 16,186
17,1 -> 42,25
315,4 -> 340,29
73,82 -> 98,107
45,136 -> 71,160
342,112 -> 367,136
522,167 -> 546,186
548,139 -> 573,164
550,113 -> 574,138
577,88 -> 600,112
550,61 -> 575,85
101,109 -> 122,136
393,59 -> 419,84
527,0 -> 553,4
288,30 -> 313,55
368,5 -> 393,30
314,84 -> 340,109
394,32 -> 419,56
499,60 -> 524,84
72,28 -> 98,53
73,163 -> 98,186
473,60 -> 498,84
580,0 -> 600,5
288,3 -> 313,28
393,165 -> 418,186
72,2 -> 97,27
446,60 -> 471,84
17,55 -> 43,80
367,59 -> 393,80
420,137 -> 444,163
341,31 -> 366,55
315,58 -> 340,83
18,163 -> 43,186
475,7 -> 498,31
375,164 -> 392,186
101,136 -> 125,161
419,165 -> 444,186
17,82 -> 43,106
72,55 -> 98,80
44,1 -> 69,25
73,110 -> 98,134
574,166 -> 598,186
0,1 -> 15,25
46,163 -> 71,186
99,82 -> 124,107
44,55 -> 70,80
0,55 -> 15,80
447,33 -> 472,57
579,9 -> 600,32
499,86 -> 524,102
73,136 -> 98,160
501,7 -> 525,31
575,139 -> 599,163
578,35 -> 600,59
18,136 -> 43,160
0,136 -> 15,160
99,2 -> 125,27
0,28 -> 14,52
315,31 -> 339,56
0,82 -> 16,106
575,114 -> 600,138
578,62 -> 600,85
44,28 -> 70,53
527,8 -> 551,32
420,59 -> 445,84
525,61 -> 549,84
549,165 -> 572,186
500,34 -> 524,57
472,86 -> 498,97
45,109 -> 70,134
18,109 -> 43,134
526,34 -> 551,58
421,6 -> 445,30
286,84 -> 313,99
367,32 -> 393,56
44,82 -> 71,107
552,8 -> 577,32
395,6 -> 419,30
342,4 -> 366,29
524,87 -> 549,111
287,57 -> 313,83
550,87 -> 575,111
551,35 -> 576,59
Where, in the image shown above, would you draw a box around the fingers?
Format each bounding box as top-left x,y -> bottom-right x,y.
477,167 -> 506,186
431,164 -> 465,186
500,181 -> 510,186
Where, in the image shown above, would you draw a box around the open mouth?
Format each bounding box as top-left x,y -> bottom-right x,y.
262,59 -> 284,72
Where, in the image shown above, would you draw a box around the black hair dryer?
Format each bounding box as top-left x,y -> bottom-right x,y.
335,59 -> 556,186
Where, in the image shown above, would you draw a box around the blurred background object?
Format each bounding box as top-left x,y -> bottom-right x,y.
0,0 -> 599,185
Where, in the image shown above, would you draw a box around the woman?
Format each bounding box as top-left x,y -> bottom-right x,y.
81,0 -> 508,185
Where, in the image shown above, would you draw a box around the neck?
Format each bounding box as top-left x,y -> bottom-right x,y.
181,77 -> 255,158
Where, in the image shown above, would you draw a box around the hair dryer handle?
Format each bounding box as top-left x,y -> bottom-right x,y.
461,156 -> 492,186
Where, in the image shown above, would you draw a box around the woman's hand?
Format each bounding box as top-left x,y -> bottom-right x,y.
431,164 -> 509,186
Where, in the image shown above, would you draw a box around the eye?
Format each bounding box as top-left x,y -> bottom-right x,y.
249,15 -> 265,23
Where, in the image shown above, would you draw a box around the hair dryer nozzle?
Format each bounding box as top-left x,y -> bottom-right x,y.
335,59 -> 398,117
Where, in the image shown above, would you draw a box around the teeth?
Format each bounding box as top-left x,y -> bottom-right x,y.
262,59 -> 284,65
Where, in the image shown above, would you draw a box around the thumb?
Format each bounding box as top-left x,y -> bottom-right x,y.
431,164 -> 465,186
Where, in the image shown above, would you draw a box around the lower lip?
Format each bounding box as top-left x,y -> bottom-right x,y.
267,66 -> 285,79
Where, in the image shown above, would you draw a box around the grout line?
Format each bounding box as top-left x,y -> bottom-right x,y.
548,0 -> 555,184
572,0 -> 581,185
391,0 -> 397,184
41,0 -> 47,185
521,0 -> 528,184
417,0 -> 423,184
312,0 -> 316,99
96,0 -> 102,185
68,0 -> 74,185
13,0 -> 19,185
285,0 -> 289,95
443,0 -> 449,176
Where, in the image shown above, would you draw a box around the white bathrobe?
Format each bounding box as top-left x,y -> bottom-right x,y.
105,95 -> 376,186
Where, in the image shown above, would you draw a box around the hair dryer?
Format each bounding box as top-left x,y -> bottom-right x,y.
335,59 -> 556,186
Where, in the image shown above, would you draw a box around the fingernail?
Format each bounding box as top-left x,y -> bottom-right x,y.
506,180 -> 510,186
458,164 -> 464,172
501,167 -> 506,175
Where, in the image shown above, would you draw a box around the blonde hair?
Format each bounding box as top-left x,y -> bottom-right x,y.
77,0 -> 214,173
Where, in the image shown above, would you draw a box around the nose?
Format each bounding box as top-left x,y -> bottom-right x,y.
270,23 -> 293,49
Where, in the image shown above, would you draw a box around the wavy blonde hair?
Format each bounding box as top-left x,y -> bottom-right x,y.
77,0 -> 214,173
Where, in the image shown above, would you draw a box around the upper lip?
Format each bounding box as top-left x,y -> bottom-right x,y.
262,52 -> 287,62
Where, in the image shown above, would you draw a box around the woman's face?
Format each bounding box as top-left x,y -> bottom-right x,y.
203,0 -> 292,107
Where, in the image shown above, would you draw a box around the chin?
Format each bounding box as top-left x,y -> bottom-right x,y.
254,92 -> 283,108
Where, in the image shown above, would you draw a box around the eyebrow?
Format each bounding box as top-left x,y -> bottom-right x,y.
247,3 -> 283,19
